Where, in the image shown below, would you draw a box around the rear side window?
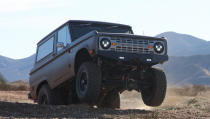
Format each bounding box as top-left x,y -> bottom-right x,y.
36,37 -> 54,62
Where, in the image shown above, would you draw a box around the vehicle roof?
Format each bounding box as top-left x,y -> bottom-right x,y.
69,20 -> 131,27
37,20 -> 132,45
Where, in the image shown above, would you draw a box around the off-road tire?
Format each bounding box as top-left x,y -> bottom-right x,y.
67,89 -> 79,104
76,62 -> 102,104
37,84 -> 62,105
98,91 -> 120,109
141,68 -> 167,107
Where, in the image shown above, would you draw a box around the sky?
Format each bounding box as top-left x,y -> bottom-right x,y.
0,0 -> 210,59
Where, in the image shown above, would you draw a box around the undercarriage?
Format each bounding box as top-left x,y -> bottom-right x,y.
99,57 -> 153,92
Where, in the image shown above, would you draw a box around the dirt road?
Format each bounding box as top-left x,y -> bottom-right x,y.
0,89 -> 210,119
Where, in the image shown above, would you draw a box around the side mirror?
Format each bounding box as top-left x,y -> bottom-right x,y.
57,42 -> 65,48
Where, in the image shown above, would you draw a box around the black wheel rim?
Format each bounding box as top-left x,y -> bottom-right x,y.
79,72 -> 88,94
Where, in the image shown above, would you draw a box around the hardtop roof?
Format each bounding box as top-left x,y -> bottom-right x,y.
37,20 -> 132,45
69,20 -> 131,27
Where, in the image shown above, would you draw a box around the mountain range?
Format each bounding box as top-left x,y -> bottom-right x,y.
0,31 -> 210,85
157,32 -> 210,56
160,55 -> 210,85
0,55 -> 35,82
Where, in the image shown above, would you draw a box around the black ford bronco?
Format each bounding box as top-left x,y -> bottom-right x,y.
29,20 -> 168,108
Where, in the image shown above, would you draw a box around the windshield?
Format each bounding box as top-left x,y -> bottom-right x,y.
69,22 -> 133,41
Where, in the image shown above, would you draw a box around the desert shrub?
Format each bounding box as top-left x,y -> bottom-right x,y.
0,83 -> 10,90
14,85 -> 28,91
0,73 -> 9,90
0,73 -> 28,91
0,84 -> 28,91
194,104 -> 201,109
0,73 -> 6,84
174,84 -> 207,96
0,82 -> 28,91
187,98 -> 198,105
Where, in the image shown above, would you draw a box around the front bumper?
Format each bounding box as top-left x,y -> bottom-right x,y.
98,51 -> 168,65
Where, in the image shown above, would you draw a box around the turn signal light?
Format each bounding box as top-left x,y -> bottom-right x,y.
148,45 -> 153,49
112,42 -> 116,46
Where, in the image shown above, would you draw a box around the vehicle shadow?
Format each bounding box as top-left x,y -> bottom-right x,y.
0,101 -> 153,118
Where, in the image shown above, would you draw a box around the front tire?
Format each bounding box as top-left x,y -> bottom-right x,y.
141,68 -> 167,107
76,62 -> 102,104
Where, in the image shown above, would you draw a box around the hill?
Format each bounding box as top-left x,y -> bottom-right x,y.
0,55 -> 35,82
157,32 -> 210,56
161,55 -> 210,85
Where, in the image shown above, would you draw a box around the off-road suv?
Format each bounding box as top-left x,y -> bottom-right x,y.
29,20 -> 168,108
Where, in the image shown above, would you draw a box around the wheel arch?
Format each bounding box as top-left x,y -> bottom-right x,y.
74,48 -> 93,74
36,80 -> 49,97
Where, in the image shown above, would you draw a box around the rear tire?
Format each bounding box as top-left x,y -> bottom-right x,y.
76,62 -> 102,104
141,68 -> 167,107
98,91 -> 120,109
37,84 -> 63,105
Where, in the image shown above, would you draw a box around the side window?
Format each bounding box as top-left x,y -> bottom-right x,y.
36,37 -> 54,62
57,26 -> 71,52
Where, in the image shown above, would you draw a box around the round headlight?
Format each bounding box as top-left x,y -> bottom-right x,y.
154,42 -> 164,54
100,38 -> 111,49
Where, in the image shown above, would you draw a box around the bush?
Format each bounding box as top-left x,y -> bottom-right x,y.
0,83 -> 28,91
15,85 -> 28,91
0,72 -> 29,91
0,73 -> 6,84
187,98 -> 198,105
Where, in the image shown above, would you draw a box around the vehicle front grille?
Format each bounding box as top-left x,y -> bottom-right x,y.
110,37 -> 154,54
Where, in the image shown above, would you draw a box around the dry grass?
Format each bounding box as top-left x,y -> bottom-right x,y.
160,85 -> 210,117
0,91 -> 33,103
0,81 -> 29,91
205,105 -> 210,112
187,98 -> 198,105
172,84 -> 209,96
